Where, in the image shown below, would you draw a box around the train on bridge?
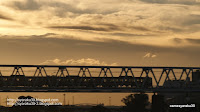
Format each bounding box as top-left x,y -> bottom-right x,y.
0,75 -> 152,88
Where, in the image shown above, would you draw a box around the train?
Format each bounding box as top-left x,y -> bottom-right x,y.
0,75 -> 152,88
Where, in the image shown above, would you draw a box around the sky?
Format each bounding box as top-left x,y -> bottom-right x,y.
0,0 -> 200,66
0,0 -> 200,106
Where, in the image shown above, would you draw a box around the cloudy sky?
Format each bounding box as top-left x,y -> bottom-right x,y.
0,0 -> 200,66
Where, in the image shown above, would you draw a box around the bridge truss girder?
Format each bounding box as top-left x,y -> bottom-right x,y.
0,65 -> 199,92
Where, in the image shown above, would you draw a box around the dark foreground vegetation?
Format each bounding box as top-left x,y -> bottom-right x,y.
0,94 -> 199,112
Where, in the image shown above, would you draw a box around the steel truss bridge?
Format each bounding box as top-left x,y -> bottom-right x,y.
0,65 -> 199,93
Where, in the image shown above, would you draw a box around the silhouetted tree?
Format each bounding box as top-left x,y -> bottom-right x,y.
122,93 -> 150,112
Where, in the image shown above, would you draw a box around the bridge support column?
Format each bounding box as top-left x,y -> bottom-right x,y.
119,68 -> 139,88
10,67 -> 25,86
55,67 -> 71,87
78,67 -> 96,87
33,67 -> 51,87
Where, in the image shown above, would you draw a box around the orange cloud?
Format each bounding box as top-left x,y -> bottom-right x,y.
40,58 -> 118,66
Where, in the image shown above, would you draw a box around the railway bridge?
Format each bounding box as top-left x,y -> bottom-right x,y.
0,65 -> 199,93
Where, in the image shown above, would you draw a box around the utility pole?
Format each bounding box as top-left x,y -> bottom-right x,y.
63,94 -> 66,106
72,96 -> 74,105
109,97 -> 111,106
6,96 -> 8,107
